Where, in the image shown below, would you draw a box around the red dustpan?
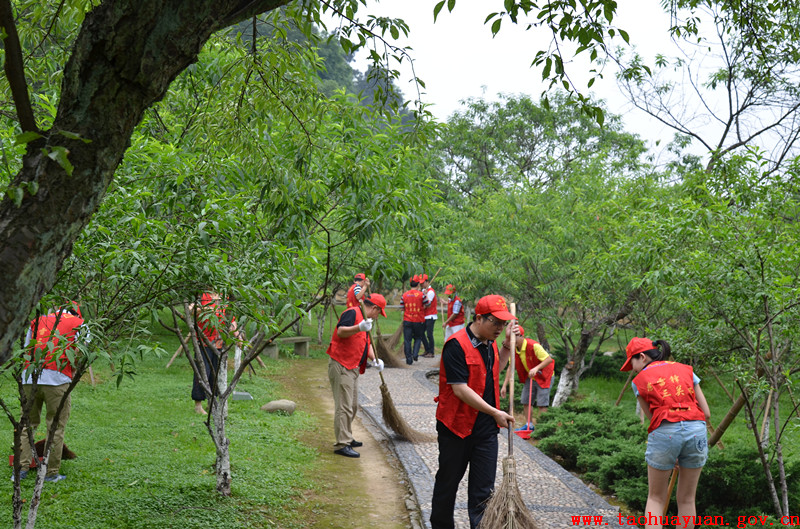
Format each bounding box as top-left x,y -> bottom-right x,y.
514,380 -> 534,440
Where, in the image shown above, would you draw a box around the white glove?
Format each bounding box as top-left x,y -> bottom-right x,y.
371,358 -> 385,372
358,318 -> 373,332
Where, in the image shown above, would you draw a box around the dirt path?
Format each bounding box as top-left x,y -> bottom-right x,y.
278,357 -> 416,529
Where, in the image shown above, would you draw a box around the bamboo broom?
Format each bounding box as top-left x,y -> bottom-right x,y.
479,303 -> 539,529
359,300 -> 433,442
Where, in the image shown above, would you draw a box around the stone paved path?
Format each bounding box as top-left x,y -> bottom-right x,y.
357,355 -> 619,529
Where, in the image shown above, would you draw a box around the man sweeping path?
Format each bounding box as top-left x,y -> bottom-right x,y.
326,293 -> 386,458
400,276 -> 426,365
430,294 -> 516,529
421,274 -> 438,358
442,284 -> 465,344
501,325 -> 554,431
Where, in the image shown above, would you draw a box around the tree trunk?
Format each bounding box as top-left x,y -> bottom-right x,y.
552,363 -> 580,407
551,331 -> 593,407
211,349 -> 231,495
0,0 -> 289,365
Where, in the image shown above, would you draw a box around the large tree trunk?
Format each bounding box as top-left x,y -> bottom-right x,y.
0,0 -> 289,364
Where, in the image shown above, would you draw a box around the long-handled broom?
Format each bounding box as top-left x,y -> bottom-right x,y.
372,316 -> 405,368
359,300 -> 433,443
479,303 -> 539,529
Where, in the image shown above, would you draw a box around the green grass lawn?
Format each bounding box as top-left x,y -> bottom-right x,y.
1,333 -> 319,529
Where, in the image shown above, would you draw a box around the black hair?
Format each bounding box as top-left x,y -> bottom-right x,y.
642,339 -> 671,362
410,280 -> 419,287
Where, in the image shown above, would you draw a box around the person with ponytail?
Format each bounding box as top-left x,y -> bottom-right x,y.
620,337 -> 711,529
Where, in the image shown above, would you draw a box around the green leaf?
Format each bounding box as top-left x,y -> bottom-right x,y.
58,130 -> 92,143
491,18 -> 502,36
45,146 -> 75,176
15,131 -> 43,146
433,0 -> 446,21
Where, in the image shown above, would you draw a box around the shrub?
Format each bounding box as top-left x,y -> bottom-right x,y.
534,397 -> 798,521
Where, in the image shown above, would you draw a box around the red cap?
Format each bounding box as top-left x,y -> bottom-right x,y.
620,337 -> 656,372
474,295 -> 514,321
364,293 -> 387,317
516,325 -> 525,337
411,274 -> 420,284
422,274 -> 429,282
444,284 -> 455,295
354,273 -> 366,281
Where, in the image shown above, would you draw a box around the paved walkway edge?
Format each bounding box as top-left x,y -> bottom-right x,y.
358,367 -> 618,529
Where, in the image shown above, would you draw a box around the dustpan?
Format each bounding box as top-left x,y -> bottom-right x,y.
515,376 -> 534,440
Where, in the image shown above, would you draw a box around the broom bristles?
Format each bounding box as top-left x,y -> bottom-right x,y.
386,324 -> 403,351
380,383 -> 435,443
479,457 -> 540,529
374,334 -> 405,368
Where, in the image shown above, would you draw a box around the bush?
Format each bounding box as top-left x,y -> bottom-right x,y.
534,398 -> 798,520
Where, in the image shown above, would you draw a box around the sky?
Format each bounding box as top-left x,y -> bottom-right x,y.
344,0 -> 687,157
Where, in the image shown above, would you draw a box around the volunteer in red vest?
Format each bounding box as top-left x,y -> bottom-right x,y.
346,273 -> 369,308
326,293 -> 386,458
430,295 -> 516,529
421,274 -> 438,358
192,292 -> 241,415
400,275 -> 426,365
620,337 -> 711,529
17,302 -> 88,483
442,284 -> 465,343
501,325 -> 554,431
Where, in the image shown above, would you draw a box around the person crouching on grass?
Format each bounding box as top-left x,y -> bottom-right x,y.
326,293 -> 386,458
620,337 -> 711,529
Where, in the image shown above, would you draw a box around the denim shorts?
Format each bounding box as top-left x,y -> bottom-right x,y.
645,420 -> 708,470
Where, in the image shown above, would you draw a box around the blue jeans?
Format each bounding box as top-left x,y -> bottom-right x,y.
646,420 -> 708,470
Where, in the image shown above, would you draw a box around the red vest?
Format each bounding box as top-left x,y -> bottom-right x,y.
633,361 -> 706,433
346,284 -> 359,308
326,307 -> 370,371
197,293 -> 226,342
446,296 -> 465,326
514,338 -> 554,389
402,289 -> 425,323
27,312 -> 84,380
435,329 -> 500,438
423,288 -> 438,317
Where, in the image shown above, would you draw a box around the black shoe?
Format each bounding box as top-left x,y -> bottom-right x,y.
422,353 -> 434,358
350,440 -> 363,447
334,446 -> 360,458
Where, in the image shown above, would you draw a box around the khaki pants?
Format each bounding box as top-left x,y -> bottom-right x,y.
20,383 -> 71,476
328,358 -> 359,450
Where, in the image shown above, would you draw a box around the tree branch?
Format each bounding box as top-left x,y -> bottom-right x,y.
0,0 -> 38,132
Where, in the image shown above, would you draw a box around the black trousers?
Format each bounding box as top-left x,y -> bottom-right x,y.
403,321 -> 425,364
430,422 -> 498,529
423,318 -> 436,354
191,344 -> 218,402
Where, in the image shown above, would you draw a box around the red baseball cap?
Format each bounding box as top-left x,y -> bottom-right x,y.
516,325 -> 525,336
421,273 -> 429,282
411,274 -> 420,283
364,293 -> 387,317
620,337 -> 656,372
354,273 -> 366,281
474,295 -> 514,321
444,284 -> 455,295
